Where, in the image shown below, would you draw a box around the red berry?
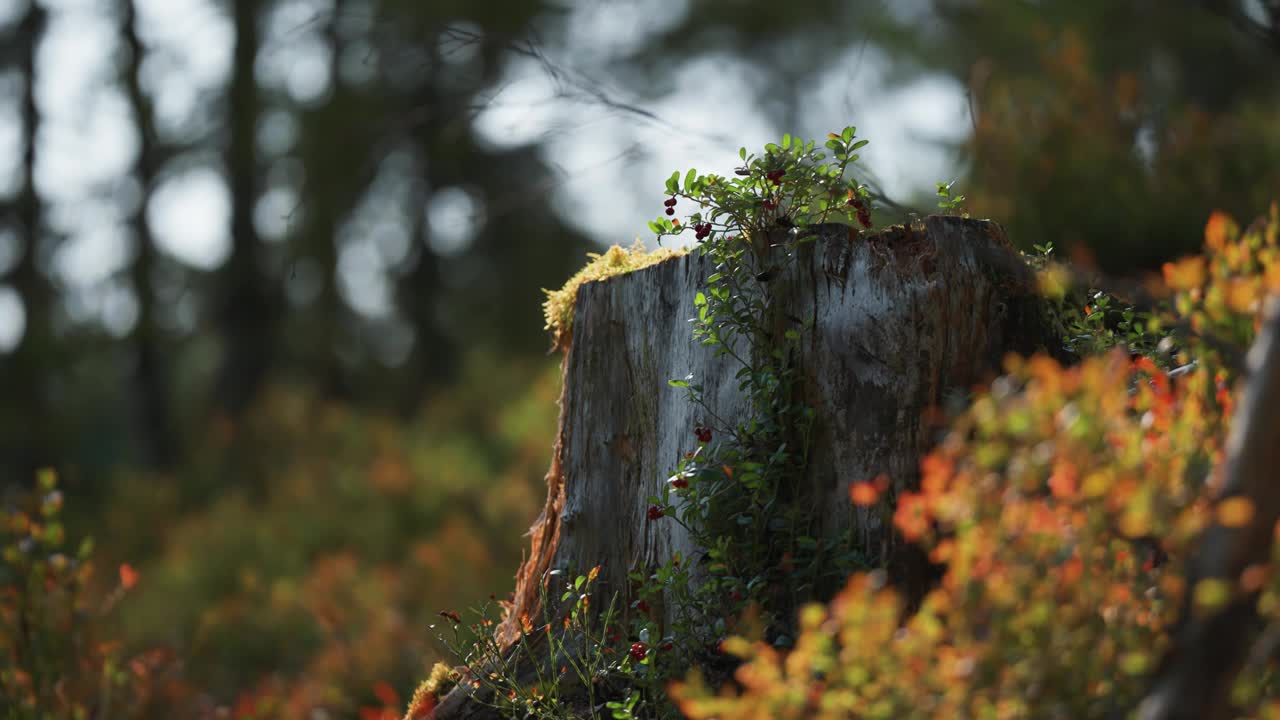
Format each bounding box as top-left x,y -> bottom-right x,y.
665,208 -> 675,216
669,475 -> 689,489
647,505 -> 664,521
629,642 -> 648,661
664,197 -> 677,207
858,210 -> 872,229
694,427 -> 712,443
660,642 -> 674,652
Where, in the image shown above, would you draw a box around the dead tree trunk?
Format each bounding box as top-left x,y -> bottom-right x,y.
433,217 -> 1059,717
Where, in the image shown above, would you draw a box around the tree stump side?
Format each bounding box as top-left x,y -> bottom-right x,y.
438,216 -> 1057,718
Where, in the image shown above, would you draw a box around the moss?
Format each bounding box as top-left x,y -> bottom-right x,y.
542,240 -> 686,351
403,662 -> 457,719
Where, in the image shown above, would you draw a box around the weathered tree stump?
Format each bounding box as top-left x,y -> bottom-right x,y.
433,216 -> 1058,718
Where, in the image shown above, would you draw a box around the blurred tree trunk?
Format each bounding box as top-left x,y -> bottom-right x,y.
121,0 -> 177,468
0,2 -> 52,482
216,0 -> 277,416
311,0 -> 354,401
395,185 -> 455,416
1139,297 -> 1280,720
395,50 -> 456,416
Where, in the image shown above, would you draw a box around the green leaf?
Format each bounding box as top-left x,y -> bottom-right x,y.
694,291 -> 707,306
842,126 -> 855,141
666,171 -> 680,194
739,147 -> 747,160
43,522 -> 64,546
647,220 -> 663,235
781,133 -> 792,149
685,168 -> 697,190
850,139 -> 869,150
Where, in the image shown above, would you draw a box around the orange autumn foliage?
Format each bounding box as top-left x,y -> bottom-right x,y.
672,205 -> 1280,719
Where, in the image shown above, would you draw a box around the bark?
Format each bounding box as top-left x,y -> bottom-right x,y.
1138,297 -> 1280,720
431,217 -> 1059,717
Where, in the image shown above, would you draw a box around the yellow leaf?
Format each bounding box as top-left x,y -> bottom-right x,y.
1162,257 -> 1206,291
1082,472 -> 1110,499
1205,211 -> 1236,251
1120,652 -> 1150,675
1193,578 -> 1232,611
1217,496 -> 1255,528
1225,279 -> 1260,314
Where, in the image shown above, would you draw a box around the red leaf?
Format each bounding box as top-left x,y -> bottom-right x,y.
119,563 -> 140,591
373,681 -> 400,708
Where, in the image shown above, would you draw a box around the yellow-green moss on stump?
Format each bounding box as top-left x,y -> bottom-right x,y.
542,241 -> 686,351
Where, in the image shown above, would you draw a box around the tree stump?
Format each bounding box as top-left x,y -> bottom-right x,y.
432,216 -> 1059,718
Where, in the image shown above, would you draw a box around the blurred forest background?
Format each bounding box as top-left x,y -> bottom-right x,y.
1,0 -> 1278,714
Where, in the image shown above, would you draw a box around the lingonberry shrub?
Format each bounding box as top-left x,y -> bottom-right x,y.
0,470 -> 164,718
630,129 -> 880,699
426,566 -> 669,720
670,204 -> 1280,719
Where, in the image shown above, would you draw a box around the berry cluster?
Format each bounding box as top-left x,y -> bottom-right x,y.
765,169 -> 786,186
848,193 -> 872,229
692,222 -> 712,241
663,196 -> 677,216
